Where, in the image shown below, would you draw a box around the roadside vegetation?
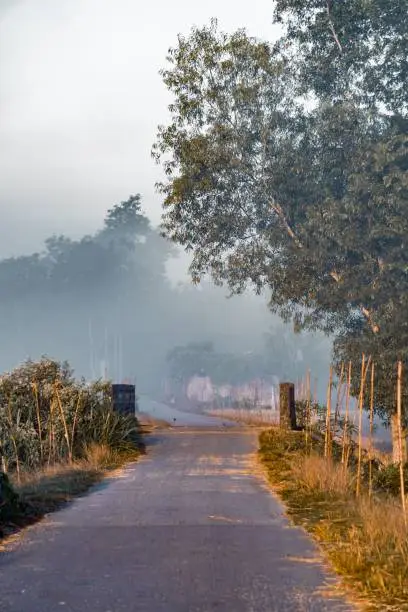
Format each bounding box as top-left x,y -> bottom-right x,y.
259,422 -> 408,610
154,3 -> 408,463
0,358 -> 142,539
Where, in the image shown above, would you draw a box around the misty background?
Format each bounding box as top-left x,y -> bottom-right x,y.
0,0 -> 332,401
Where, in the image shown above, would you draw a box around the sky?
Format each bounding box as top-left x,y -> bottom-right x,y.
0,0 -> 281,261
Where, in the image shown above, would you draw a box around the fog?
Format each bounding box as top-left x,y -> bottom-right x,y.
0,0 -> 281,259
0,1 -> 334,404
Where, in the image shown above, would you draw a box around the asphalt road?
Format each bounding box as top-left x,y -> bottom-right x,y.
137,397 -> 239,428
0,425 -> 355,612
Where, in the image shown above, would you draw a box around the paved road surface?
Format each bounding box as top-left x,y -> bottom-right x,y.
0,426 -> 355,611
137,397 -> 238,428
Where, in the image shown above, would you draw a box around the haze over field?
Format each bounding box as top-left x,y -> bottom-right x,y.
0,0 -> 281,262
0,1 -> 331,404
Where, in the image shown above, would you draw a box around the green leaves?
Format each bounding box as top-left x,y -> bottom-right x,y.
273,1 -> 408,113
154,10 -> 408,417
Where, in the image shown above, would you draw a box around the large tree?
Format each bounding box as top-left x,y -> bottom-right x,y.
273,0 -> 408,113
153,15 -> 408,428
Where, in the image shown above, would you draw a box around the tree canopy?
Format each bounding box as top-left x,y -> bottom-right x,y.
153,8 -> 408,420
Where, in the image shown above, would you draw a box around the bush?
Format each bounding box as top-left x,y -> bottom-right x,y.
0,357 -> 140,474
372,461 -> 408,495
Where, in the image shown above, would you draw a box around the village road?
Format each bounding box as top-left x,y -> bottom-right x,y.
0,423 -> 355,611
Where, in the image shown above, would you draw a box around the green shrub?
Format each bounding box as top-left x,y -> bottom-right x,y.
372,462 -> 408,495
0,358 -> 141,473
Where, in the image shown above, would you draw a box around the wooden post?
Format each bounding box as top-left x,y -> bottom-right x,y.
356,354 -> 371,498
280,382 -> 296,430
341,361 -> 352,468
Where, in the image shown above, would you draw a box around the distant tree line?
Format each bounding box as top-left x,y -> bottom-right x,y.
1,195 -> 327,394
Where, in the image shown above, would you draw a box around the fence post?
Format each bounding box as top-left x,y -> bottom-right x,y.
279,382 -> 297,430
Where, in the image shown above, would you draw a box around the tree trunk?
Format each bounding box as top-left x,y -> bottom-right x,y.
279,382 -> 297,430
391,412 -> 407,463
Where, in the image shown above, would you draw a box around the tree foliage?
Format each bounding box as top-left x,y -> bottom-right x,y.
0,357 -> 140,474
273,0 -> 408,113
153,10 -> 408,420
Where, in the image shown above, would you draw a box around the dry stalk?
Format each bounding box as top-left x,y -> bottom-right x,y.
356,354 -> 372,498
341,361 -> 352,467
397,360 -> 407,524
334,362 -> 345,432
305,369 -> 311,452
31,381 -> 43,462
368,361 -> 375,499
47,398 -> 54,466
70,390 -> 82,458
325,365 -> 333,459
54,383 -> 72,463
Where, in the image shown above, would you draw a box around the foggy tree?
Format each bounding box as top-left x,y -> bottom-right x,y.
273,0 -> 408,114
152,20 -> 381,332
153,16 -> 408,429
0,195 -> 175,381
0,191 -> 333,398
166,341 -> 265,390
274,1 -> 408,432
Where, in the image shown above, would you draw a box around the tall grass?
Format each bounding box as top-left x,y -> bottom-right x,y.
292,454 -> 353,495
0,357 -> 140,475
259,428 -> 408,609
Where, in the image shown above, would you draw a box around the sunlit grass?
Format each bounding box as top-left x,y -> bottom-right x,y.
259,428 -> 408,611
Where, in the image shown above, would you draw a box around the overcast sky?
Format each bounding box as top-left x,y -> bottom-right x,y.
0,0 -> 282,260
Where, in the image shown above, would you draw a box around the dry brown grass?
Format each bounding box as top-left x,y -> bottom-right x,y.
259,428 -> 408,610
82,442 -> 115,468
292,454 -> 354,496
1,443 -> 140,539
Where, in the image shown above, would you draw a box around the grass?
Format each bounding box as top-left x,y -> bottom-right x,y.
1,442 -> 141,542
259,428 -> 408,611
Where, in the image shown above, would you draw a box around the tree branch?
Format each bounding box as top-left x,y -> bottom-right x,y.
326,1 -> 343,54
268,199 -> 381,333
361,307 -> 380,334
270,200 -> 303,249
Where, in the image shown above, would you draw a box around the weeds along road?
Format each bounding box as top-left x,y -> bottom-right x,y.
0,417 -> 355,612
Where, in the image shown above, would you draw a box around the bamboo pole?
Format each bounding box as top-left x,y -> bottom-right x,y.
325,365 -> 333,458
356,354 -> 372,497
342,361 -> 352,466
334,362 -> 345,434
397,360 -> 407,524
70,390 -> 82,459
305,369 -> 311,452
368,361 -> 375,499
